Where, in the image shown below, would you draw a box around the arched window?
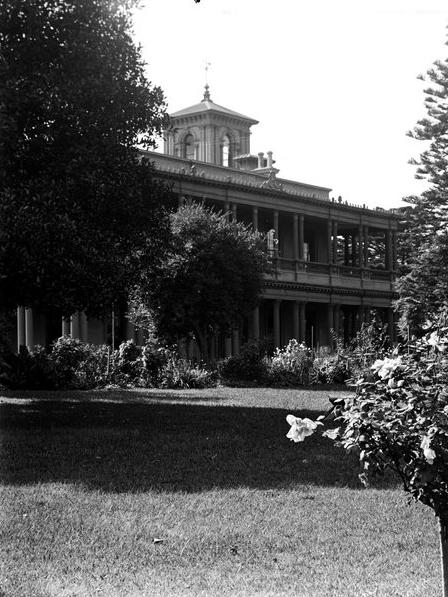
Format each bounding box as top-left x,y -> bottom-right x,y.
221,134 -> 231,167
184,134 -> 195,160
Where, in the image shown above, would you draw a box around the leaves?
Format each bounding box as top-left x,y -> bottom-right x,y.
0,0 -> 174,317
134,203 -> 267,360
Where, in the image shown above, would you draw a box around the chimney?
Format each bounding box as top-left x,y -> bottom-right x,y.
267,151 -> 273,168
258,152 -> 264,168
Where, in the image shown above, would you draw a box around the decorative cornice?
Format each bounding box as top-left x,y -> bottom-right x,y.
263,280 -> 397,299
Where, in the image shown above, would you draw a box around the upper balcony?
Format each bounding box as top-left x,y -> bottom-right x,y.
266,257 -> 395,294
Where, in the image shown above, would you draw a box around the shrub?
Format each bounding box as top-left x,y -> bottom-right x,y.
218,341 -> 268,384
112,340 -> 143,386
50,336 -> 109,389
265,339 -> 315,386
0,346 -> 57,390
159,354 -> 216,389
140,339 -> 172,387
312,348 -> 351,384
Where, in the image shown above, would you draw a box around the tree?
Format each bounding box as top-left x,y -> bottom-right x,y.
134,203 -> 268,362
0,0 -> 175,320
397,30 -> 448,332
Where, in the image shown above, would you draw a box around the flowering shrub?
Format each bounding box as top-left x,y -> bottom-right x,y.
286,327 -> 448,591
112,340 -> 143,386
51,336 -> 110,389
312,348 -> 352,385
266,339 -> 314,386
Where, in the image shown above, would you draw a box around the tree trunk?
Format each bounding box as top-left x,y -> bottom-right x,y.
439,516 -> 448,597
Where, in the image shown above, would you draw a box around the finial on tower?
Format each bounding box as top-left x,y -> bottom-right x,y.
203,60 -> 211,101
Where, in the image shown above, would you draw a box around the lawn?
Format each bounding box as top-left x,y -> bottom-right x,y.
0,387 -> 440,597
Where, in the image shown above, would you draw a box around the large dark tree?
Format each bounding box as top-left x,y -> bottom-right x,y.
397,30 -> 448,332
134,203 -> 268,362
0,0 -> 175,318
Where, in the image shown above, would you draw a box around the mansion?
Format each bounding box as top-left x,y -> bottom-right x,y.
13,86 -> 398,356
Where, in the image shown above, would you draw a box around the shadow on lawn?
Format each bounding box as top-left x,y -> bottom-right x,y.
0,395 -> 399,494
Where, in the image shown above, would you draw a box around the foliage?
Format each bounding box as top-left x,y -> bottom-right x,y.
50,336 -> 110,389
397,33 -> 448,333
136,203 -> 268,362
312,349 -> 351,385
218,341 -> 269,385
158,354 -> 217,389
396,232 -> 448,335
0,0 -> 174,318
346,314 -> 389,377
327,332 -> 448,520
265,339 -> 315,386
0,345 -> 57,389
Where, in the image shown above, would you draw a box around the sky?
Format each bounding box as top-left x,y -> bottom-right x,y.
133,0 -> 448,210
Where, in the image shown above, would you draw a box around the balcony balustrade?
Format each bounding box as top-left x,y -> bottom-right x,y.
271,258 -> 394,285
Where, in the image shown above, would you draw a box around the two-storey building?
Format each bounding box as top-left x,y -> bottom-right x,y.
13,86 -> 398,355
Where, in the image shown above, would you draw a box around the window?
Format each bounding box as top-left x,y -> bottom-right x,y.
184,134 -> 195,160
221,134 -> 231,167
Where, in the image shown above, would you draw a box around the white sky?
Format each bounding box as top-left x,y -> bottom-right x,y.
133,0 -> 448,210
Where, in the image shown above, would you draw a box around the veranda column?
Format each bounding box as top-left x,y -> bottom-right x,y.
327,303 -> 334,346
293,301 -> 300,340
299,215 -> 305,260
358,305 -> 365,328
386,229 -> 393,270
225,336 -> 232,358
25,308 -> 34,351
327,220 -> 333,263
387,308 -> 395,344
358,225 -> 364,268
17,307 -> 25,351
332,221 -> 338,264
80,312 -> 88,342
351,234 -> 357,266
299,302 -> 306,344
252,306 -> 260,341
232,328 -> 240,356
62,317 -> 70,336
392,230 -> 397,271
334,304 -> 340,338
231,203 -> 237,222
364,306 -> 371,324
273,210 -> 279,257
126,318 -> 135,342
344,236 -> 350,265
273,300 -> 281,348
293,214 -> 299,261
252,206 -> 259,231
363,226 -> 369,268
70,312 -> 80,339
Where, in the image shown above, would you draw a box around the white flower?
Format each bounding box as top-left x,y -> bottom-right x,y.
421,435 -> 436,465
286,415 -> 322,443
426,331 -> 448,352
371,357 -> 402,380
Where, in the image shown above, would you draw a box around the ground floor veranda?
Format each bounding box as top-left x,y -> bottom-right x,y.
12,292 -> 396,359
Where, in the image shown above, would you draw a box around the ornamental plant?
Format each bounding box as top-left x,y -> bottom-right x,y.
286,328 -> 448,595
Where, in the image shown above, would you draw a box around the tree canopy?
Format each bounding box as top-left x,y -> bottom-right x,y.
397,31 -> 448,332
134,203 -> 268,361
0,0 -> 175,318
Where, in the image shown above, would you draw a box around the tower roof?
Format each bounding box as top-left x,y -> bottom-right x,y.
170,85 -> 258,124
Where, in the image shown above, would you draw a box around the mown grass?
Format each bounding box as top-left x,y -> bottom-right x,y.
0,387 -> 441,596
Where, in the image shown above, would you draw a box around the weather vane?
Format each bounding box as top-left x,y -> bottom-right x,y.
205,60 -> 211,86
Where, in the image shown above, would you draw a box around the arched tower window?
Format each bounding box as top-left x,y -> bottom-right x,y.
221,134 -> 231,167
184,134 -> 195,160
